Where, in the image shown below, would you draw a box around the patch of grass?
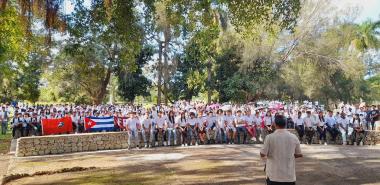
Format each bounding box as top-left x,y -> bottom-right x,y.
0,129 -> 12,154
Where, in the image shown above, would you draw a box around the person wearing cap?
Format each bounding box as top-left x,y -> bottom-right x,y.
260,115 -> 302,185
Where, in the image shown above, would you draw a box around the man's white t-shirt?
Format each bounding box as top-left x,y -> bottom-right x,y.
188,118 -> 198,126
141,118 -> 152,129
155,116 -> 166,128
260,129 -> 301,182
126,118 -> 139,130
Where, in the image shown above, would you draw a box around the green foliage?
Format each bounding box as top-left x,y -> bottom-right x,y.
366,74 -> 380,102
117,47 -> 153,102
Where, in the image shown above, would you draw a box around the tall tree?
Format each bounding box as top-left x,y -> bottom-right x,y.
117,46 -> 153,102
54,0 -> 142,104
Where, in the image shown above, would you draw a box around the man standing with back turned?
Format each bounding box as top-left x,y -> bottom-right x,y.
260,115 -> 303,185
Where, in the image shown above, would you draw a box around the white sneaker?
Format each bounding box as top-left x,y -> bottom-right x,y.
149,145 -> 152,148
168,142 -> 171,146
144,144 -> 147,148
195,142 -> 198,146
174,141 -> 177,145
360,141 -> 363,146
185,144 -> 188,147
164,142 -> 167,146
182,144 -> 185,147
324,142 -> 327,145
155,142 -> 158,146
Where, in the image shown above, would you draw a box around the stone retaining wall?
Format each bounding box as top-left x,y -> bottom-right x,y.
16,132 -> 129,157
288,129 -> 380,145
16,129 -> 380,157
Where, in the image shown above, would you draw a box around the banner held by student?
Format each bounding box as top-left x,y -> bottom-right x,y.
41,117 -> 73,135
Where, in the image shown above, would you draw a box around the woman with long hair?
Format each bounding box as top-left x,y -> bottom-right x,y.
317,111 -> 327,145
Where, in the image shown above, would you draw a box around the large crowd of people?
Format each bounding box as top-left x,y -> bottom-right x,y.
0,101 -> 379,148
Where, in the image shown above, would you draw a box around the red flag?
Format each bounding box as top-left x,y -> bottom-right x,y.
41,117 -> 73,135
84,117 -> 97,130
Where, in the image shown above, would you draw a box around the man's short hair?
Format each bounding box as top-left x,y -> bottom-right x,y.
275,115 -> 286,128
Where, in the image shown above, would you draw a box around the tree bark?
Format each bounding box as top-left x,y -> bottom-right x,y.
157,42 -> 163,105
93,68 -> 112,105
163,43 -> 169,105
207,59 -> 212,105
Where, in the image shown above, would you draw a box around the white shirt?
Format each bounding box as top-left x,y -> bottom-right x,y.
224,115 -> 235,127
264,116 -> 272,126
216,115 -> 225,128
206,116 -> 216,128
338,117 -> 349,129
176,116 -> 187,127
126,118 -> 139,130
325,116 -> 336,127
294,117 -> 303,126
253,116 -> 261,126
303,116 -> 314,128
187,118 -> 198,126
155,116 -> 166,128
260,129 -> 301,182
141,118 -> 152,129
235,115 -> 246,127
198,116 -> 207,126
244,115 -> 253,126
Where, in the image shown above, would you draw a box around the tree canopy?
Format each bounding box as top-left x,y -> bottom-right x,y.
0,0 -> 379,106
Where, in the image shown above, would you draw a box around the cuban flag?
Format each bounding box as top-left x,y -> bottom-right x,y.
85,116 -> 115,132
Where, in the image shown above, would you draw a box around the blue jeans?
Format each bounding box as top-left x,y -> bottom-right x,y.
236,126 -> 247,144
167,128 -> 177,145
128,130 -> 139,146
188,126 -> 199,144
216,128 -> 227,143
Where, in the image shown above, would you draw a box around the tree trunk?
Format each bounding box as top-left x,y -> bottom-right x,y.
163,43 -> 169,105
163,28 -> 171,105
94,68 -> 112,105
207,59 -> 212,105
157,42 -> 163,105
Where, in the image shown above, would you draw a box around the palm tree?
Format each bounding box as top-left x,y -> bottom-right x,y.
351,20 -> 380,52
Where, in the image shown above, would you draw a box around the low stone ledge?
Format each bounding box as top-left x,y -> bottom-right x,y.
288,129 -> 380,145
15,129 -> 380,157
16,132 -> 129,157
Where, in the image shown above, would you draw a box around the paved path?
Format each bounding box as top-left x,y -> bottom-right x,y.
5,144 -> 380,185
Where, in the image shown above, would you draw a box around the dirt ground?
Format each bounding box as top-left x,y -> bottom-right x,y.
4,144 -> 380,185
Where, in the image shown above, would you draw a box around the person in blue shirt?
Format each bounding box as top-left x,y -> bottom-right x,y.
325,110 -> 339,143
